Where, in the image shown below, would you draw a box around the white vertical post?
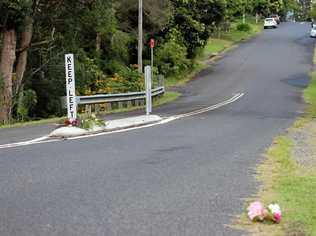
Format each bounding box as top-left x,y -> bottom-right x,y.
65,54 -> 77,122
145,66 -> 152,115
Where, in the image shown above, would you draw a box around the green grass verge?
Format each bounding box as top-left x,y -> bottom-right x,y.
153,91 -> 181,106
0,117 -> 64,129
304,71 -> 316,117
164,62 -> 206,88
222,20 -> 262,43
202,39 -> 233,59
236,46 -> 316,235
255,136 -> 316,235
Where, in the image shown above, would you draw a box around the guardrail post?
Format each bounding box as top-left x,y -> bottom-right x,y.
158,74 -> 164,87
85,104 -> 92,116
95,104 -> 100,114
118,101 -> 124,109
127,101 -> 132,108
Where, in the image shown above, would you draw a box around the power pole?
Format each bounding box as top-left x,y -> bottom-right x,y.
138,0 -> 143,73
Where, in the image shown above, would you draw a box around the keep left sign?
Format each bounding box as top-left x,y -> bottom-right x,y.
65,54 -> 77,121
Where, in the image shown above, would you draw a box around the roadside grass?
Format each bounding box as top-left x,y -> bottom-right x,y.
164,62 -> 206,88
235,47 -> 316,235
0,117 -> 64,129
222,19 -> 263,43
257,137 -> 316,235
304,71 -> 316,117
201,39 -> 233,59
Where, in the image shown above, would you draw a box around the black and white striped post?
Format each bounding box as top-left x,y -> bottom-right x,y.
64,54 -> 77,122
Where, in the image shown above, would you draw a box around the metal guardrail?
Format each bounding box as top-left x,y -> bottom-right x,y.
77,86 -> 165,105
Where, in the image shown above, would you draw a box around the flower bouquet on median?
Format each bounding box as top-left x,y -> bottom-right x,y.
247,201 -> 282,223
64,118 -> 80,127
64,114 -> 106,131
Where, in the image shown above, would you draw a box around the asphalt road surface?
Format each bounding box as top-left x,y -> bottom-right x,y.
0,22 -> 314,236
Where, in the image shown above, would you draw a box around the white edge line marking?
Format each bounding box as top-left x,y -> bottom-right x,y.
0,93 -> 244,149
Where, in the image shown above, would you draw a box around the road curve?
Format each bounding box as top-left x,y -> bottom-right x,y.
0,22 -> 314,236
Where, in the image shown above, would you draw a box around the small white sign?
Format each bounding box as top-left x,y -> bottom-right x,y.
65,54 -> 77,121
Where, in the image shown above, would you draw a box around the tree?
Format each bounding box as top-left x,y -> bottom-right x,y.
170,0 -> 226,57
0,0 -> 34,123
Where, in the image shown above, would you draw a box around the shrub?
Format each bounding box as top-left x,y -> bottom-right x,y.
17,89 -> 38,121
236,23 -> 251,32
155,40 -> 191,77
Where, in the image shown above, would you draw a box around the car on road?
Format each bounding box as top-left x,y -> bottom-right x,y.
270,14 -> 280,24
310,26 -> 316,38
264,18 -> 278,29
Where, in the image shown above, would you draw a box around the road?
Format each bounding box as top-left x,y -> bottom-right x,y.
0,22 -> 313,236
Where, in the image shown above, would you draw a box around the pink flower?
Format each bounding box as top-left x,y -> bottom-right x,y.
274,212 -> 282,223
247,201 -> 267,221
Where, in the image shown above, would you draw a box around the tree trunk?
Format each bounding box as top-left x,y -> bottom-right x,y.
0,29 -> 16,123
96,32 -> 101,54
14,16 -> 33,98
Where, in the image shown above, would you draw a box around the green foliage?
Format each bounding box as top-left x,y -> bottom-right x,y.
109,31 -> 132,64
156,39 -> 190,77
0,0 -> 32,30
107,67 -> 144,93
170,0 -> 226,57
116,0 -> 172,34
236,23 -> 251,32
17,89 -> 37,121
1,0 -> 303,122
79,114 -> 105,130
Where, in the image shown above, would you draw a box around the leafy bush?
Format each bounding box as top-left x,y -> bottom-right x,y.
155,40 -> 191,77
84,66 -> 144,95
110,31 -> 132,64
17,89 -> 37,121
106,67 -> 144,93
236,23 -> 251,32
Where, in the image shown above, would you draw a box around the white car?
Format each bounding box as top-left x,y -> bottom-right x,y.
311,26 -> 316,38
264,18 -> 277,29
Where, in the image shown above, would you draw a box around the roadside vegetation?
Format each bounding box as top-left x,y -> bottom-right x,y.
236,48 -> 316,235
0,0 -> 302,126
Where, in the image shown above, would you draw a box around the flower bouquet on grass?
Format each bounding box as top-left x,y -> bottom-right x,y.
247,201 -> 282,223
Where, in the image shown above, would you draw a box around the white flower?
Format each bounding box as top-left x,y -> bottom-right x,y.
268,203 -> 281,214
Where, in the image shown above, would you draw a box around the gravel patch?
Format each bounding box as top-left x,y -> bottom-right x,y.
290,119 -> 316,167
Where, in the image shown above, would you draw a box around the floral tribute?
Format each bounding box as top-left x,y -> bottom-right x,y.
64,118 -> 80,127
247,201 -> 282,223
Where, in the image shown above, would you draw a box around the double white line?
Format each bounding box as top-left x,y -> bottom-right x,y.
174,93 -> 244,119
0,93 -> 244,149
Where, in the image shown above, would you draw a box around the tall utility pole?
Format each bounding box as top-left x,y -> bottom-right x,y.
138,0 -> 143,73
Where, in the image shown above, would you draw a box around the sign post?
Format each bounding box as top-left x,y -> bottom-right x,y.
144,65 -> 152,115
149,38 -> 155,82
65,54 -> 77,122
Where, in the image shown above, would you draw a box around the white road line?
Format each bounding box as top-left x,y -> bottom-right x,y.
0,93 -> 244,149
